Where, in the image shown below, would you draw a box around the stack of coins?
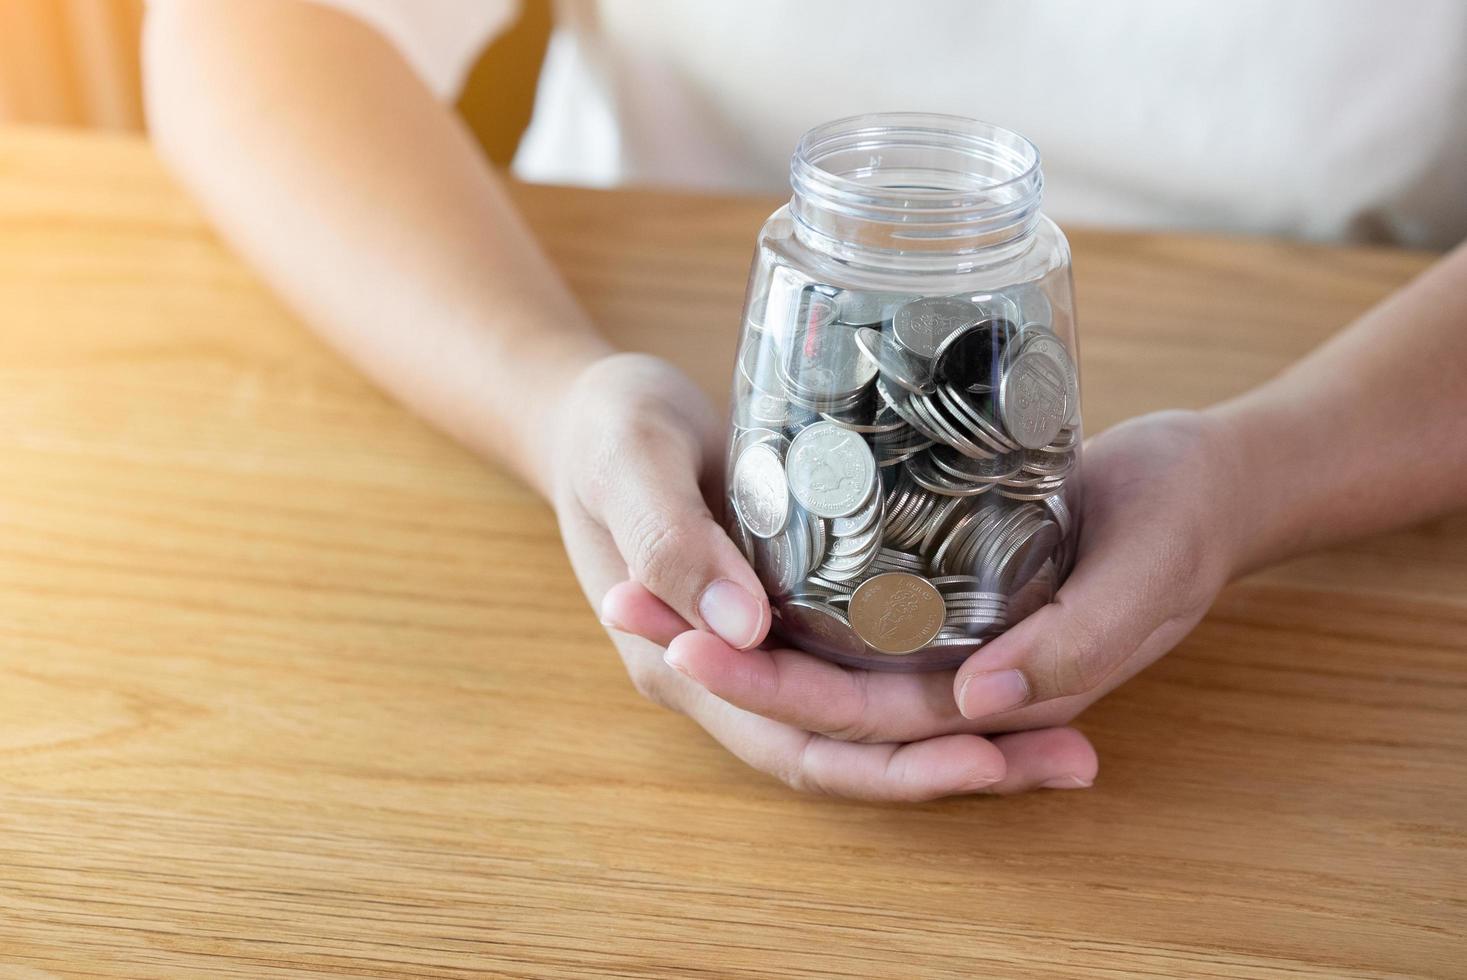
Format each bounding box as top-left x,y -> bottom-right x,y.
728,286 -> 1080,671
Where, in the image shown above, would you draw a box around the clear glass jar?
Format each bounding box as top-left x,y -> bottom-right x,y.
724,113 -> 1081,672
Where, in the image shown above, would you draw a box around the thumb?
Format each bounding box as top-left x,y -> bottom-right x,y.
952,517 -> 1212,721
589,417 -> 771,651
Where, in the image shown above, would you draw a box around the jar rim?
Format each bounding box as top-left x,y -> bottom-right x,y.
788,113 -> 1045,264
791,112 -> 1042,213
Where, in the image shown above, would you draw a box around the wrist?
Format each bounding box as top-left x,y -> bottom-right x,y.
495,337 -> 617,500
546,352 -> 720,509
1202,392 -> 1307,579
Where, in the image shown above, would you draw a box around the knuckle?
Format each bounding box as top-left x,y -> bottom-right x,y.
573,397 -> 688,502
780,735 -> 826,796
1050,616 -> 1113,696
816,673 -> 879,743
605,393 -> 698,463
821,718 -> 875,743
625,507 -> 696,590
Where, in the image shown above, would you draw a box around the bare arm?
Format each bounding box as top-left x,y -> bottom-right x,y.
143,0 -> 1105,799
144,0 -> 608,498
1216,242 -> 1467,572
145,0 -> 1467,793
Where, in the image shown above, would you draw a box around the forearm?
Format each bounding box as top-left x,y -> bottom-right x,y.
143,0 -> 609,496
1211,242 -> 1467,574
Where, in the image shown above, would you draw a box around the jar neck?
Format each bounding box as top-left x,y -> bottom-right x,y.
789,114 -> 1044,273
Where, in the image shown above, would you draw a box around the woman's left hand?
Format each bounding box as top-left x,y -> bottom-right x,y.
613,408 -> 1242,757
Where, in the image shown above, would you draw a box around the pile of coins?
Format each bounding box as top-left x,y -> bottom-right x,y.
727,287 -> 1080,671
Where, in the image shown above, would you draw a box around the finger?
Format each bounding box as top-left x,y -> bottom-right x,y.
600,579 -> 690,647
952,516 -> 1205,722
584,412 -> 770,651
665,628 -> 974,742
982,728 -> 1098,793
796,733 -> 1009,801
680,683 -> 1008,801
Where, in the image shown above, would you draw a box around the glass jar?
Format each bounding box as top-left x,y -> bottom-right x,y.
724,113 -> 1081,672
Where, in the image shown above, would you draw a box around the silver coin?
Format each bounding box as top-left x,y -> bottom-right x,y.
1045,424 -> 1081,453
906,451 -> 995,498
998,346 -> 1070,449
997,484 -> 1067,502
819,405 -> 908,435
1002,517 -> 1060,593
930,507 -> 988,575
927,575 -> 987,592
805,509 -> 829,576
806,573 -> 856,594
831,486 -> 882,537
933,316 -> 1018,387
924,634 -> 987,651
887,489 -> 943,551
750,525 -> 807,597
744,390 -> 789,428
1007,558 -> 1057,624
875,379 -> 947,445
800,288 -> 840,329
1009,282 -> 1054,329
781,319 -> 877,404
737,337 -> 784,398
939,384 -> 1017,453
853,327 -> 935,396
816,557 -> 879,583
785,421 -> 878,519
1044,493 -> 1074,538
732,426 -> 786,452
912,390 -> 986,459
892,297 -> 984,359
779,599 -> 868,658
1015,329 -> 1078,424
731,443 -> 790,539
828,517 -> 883,558
931,445 -> 1021,483
910,392 -> 975,454
1020,447 -> 1074,478
836,290 -> 909,326
917,495 -> 975,555
818,544 -> 880,573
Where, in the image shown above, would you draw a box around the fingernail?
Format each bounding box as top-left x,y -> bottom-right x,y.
598,595 -> 625,632
698,579 -> 763,649
662,646 -> 692,678
1040,774 -> 1094,790
957,669 -> 1030,719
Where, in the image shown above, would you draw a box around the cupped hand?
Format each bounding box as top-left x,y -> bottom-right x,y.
550,352 -> 1098,801
632,409 -> 1243,746
948,409 -> 1243,729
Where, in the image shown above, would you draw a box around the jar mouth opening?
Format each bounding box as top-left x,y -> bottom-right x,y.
789,113 -> 1045,263
791,113 -> 1042,217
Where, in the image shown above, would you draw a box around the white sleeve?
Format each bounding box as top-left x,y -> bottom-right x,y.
307,0 -> 520,98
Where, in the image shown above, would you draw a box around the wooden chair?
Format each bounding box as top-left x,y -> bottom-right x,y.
0,0 -> 551,166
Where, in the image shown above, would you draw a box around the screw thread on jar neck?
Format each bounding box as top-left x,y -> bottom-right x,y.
789,113 -> 1044,271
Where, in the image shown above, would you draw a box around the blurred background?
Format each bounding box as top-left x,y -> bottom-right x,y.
6,0 -> 1462,248
0,0 -> 550,165
0,0 -> 146,131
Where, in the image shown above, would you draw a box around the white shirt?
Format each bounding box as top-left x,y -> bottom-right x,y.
320,0 -> 1467,247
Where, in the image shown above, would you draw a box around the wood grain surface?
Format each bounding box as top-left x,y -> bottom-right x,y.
0,127 -> 1463,979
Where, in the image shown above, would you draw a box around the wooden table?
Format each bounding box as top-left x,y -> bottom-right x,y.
2,126 -> 1463,979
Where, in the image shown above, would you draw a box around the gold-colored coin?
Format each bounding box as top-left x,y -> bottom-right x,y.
848,572 -> 946,655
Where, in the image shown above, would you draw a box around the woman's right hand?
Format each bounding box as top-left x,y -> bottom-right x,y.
550,352 -> 1099,801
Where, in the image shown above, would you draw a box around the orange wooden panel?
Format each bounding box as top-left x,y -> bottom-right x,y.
0,0 -> 144,130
